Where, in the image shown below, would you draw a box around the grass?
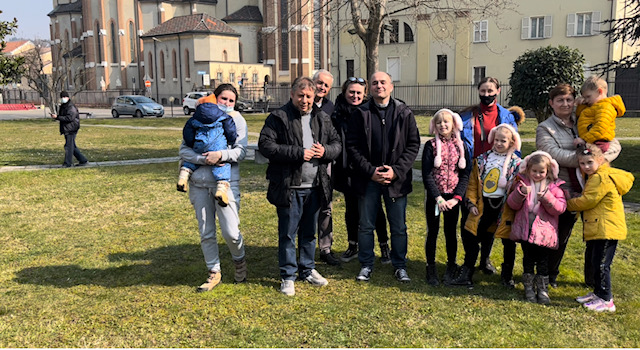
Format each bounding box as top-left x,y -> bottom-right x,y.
2,116 -> 640,347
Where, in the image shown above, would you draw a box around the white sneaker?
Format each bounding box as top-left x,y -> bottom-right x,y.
280,279 -> 295,296
305,269 -> 328,286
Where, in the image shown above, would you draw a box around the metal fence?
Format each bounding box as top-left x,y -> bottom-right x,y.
2,84 -> 512,112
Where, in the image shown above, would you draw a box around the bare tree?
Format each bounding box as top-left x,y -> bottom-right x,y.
22,41 -> 89,113
592,0 -> 640,73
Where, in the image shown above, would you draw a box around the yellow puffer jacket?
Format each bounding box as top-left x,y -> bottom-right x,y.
567,164 -> 634,241
575,95 -> 625,143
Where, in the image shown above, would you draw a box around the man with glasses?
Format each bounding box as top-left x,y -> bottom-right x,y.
312,69 -> 340,266
346,71 -> 420,283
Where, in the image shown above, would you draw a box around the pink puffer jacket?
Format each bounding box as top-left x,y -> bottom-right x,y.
506,175 -> 567,249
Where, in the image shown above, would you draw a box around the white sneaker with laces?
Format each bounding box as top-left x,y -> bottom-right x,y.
576,292 -> 596,304
280,279 -> 295,296
583,296 -> 616,312
305,269 -> 328,286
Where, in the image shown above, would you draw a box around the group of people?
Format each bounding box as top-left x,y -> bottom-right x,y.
177,71 -> 633,313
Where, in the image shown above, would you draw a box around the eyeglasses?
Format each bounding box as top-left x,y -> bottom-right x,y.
347,77 -> 366,85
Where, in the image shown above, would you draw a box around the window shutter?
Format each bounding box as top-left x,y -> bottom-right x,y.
521,17 -> 530,39
544,15 -> 553,38
482,20 -> 488,41
592,11 -> 601,34
567,13 -> 576,37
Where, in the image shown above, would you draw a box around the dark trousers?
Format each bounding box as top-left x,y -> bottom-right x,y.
521,242 -> 551,275
548,210 -> 577,280
588,239 -> 618,301
317,200 -> 333,253
63,133 -> 88,166
502,238 -> 517,267
424,193 -> 459,265
461,197 -> 502,268
344,192 -> 388,245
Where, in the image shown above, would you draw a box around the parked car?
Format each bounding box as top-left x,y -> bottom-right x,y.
182,91 -> 212,115
235,97 -> 255,113
111,95 -> 164,118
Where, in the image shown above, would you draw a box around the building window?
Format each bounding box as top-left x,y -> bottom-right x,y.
239,42 -> 243,63
473,66 -> 486,85
313,0 -> 321,70
129,21 -> 135,63
110,21 -> 118,63
252,73 -> 258,83
217,72 -> 223,82
280,0 -> 289,71
437,55 -> 447,80
390,20 -> 399,43
172,50 -> 177,79
159,50 -> 165,79
223,50 -> 228,62
522,16 -> 552,39
95,22 -> 103,63
229,72 -> 235,84
148,52 -> 153,78
404,23 -> 414,42
184,49 -> 190,78
346,59 -> 354,78
387,57 -> 400,81
473,20 -> 488,42
567,12 -> 601,37
257,31 -> 263,63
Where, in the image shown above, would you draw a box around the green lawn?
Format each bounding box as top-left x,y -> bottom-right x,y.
1,117 -> 640,347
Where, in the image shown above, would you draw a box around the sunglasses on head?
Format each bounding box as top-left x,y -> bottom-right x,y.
581,148 -> 592,156
348,77 -> 366,85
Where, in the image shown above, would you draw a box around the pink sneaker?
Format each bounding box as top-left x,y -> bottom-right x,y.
576,292 -> 596,304
584,297 -> 616,312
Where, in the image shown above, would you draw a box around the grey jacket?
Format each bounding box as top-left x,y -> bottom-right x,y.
536,113 -> 620,192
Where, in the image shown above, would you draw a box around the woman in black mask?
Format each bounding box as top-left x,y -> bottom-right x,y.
449,77 -> 522,288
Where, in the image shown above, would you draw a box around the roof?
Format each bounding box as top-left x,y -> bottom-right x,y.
2,40 -> 32,55
48,1 -> 82,16
141,13 -> 240,38
223,6 -> 263,23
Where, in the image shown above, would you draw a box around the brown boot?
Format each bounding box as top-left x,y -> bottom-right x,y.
214,181 -> 230,207
177,167 -> 192,192
234,258 -> 247,283
197,270 -> 221,292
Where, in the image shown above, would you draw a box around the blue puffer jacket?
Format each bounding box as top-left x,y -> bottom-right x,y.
459,103 -> 518,160
183,102 -> 236,149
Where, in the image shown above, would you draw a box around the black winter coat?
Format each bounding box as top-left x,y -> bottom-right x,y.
346,98 -> 420,198
56,101 -> 80,135
331,93 -> 360,194
258,101 -> 341,207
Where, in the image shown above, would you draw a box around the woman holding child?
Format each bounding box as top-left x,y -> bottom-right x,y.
535,83 -> 621,288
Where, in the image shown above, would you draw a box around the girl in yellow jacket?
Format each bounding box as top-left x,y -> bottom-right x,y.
567,143 -> 634,312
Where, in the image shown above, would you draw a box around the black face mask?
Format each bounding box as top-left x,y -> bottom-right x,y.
479,94 -> 497,105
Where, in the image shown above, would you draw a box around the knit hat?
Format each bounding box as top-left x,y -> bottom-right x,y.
519,150 -> 559,180
60,91 -> 70,98
430,108 -> 466,169
197,93 -> 217,105
488,123 -> 522,188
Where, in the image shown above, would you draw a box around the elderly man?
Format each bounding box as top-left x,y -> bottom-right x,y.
346,71 -> 420,283
258,76 -> 341,296
312,69 -> 340,266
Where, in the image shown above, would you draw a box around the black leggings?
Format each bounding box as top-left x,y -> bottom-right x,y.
521,242 -> 551,275
424,193 -> 459,265
461,197 -> 502,268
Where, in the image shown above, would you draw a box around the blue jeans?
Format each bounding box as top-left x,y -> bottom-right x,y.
63,133 -> 87,166
276,188 -> 320,280
358,181 -> 408,269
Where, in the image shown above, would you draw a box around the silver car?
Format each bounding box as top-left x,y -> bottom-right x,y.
111,95 -> 164,118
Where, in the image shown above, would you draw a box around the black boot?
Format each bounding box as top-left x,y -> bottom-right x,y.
479,258 -> 497,275
522,273 -> 537,303
535,275 -> 550,305
450,265 -> 474,287
501,263 -> 515,289
442,262 -> 459,286
548,274 -> 558,288
426,264 -> 439,286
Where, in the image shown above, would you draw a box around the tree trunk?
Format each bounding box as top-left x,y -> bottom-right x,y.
365,37 -> 379,80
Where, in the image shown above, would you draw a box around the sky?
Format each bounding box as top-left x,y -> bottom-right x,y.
1,1 -> 52,41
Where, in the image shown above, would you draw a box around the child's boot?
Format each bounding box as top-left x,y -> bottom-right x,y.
177,167 -> 193,192
450,265 -> 474,288
522,273 -> 537,303
214,180 -> 230,207
442,262 -> 459,285
501,263 -> 515,289
426,264 -> 439,286
535,275 -> 550,305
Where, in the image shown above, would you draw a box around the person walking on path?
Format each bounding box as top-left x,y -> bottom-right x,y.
258,76 -> 341,296
51,91 -> 88,167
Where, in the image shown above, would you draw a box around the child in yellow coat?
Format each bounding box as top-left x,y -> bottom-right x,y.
567,144 -> 634,312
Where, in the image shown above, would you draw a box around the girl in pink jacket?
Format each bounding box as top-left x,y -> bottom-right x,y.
506,151 -> 567,305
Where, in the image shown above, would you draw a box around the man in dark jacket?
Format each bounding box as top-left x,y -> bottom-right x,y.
258,77 -> 341,296
51,91 -> 88,167
312,69 -> 340,266
346,71 -> 420,283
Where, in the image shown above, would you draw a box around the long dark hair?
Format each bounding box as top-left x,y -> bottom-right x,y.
213,83 -> 238,99
460,76 -> 501,114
